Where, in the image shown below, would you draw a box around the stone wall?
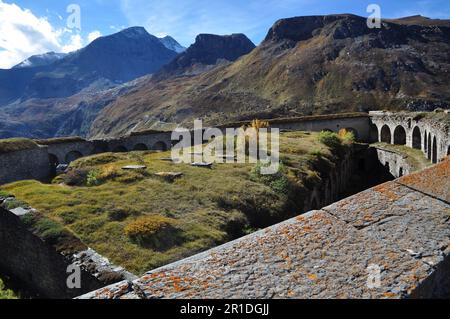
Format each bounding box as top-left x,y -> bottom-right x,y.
79,158 -> 450,299
274,116 -> 371,141
306,151 -> 354,211
370,111 -> 450,163
0,206 -> 136,298
0,146 -> 50,185
373,147 -> 412,178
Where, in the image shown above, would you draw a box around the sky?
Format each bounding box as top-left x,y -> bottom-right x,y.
1,0 -> 449,68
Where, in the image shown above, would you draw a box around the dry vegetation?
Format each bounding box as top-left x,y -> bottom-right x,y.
1,131 -> 353,274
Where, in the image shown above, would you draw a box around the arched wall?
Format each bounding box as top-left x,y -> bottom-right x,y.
369,111 -> 449,163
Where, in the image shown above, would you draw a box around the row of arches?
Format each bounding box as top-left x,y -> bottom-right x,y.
377,124 -> 407,145
48,141 -> 169,171
373,123 -> 444,164
112,141 -> 168,153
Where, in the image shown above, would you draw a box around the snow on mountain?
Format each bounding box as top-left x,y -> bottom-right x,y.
12,52 -> 67,69
158,36 -> 186,53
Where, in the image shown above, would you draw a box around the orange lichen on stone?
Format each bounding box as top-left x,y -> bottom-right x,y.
307,274 -> 318,281
399,158 -> 450,201
373,183 -> 400,201
383,292 -> 397,298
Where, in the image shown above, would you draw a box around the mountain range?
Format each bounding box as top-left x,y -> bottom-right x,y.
0,14 -> 449,139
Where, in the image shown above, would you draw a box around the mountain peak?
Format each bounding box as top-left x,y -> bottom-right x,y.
158,35 -> 186,53
156,33 -> 255,78
118,26 -> 150,38
264,14 -> 367,43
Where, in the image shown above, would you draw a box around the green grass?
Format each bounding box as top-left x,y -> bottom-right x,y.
0,138 -> 38,154
0,278 -> 18,299
2,131 -> 351,275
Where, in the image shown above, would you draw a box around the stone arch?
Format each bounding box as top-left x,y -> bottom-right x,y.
427,133 -> 432,159
380,125 -> 391,143
369,124 -> 378,143
393,126 -> 406,145
133,143 -> 148,151
65,150 -> 83,163
48,153 -> 59,176
412,126 -> 421,149
112,146 -> 127,153
152,141 -> 168,151
432,136 -> 437,164
399,167 -> 404,177
447,145 -> 450,156
424,130 -> 428,153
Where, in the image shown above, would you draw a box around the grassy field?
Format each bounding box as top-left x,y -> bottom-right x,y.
1,131 -> 352,275
372,142 -> 431,171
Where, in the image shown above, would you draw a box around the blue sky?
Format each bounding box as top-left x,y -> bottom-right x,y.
1,0 -> 449,68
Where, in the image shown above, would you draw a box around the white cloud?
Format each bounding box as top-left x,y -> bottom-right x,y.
62,34 -> 83,53
0,1 -> 85,69
87,30 -> 102,43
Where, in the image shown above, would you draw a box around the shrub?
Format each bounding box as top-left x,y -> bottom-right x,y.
125,215 -> 180,249
0,278 -> 17,299
319,131 -> 342,148
251,162 -> 290,195
338,129 -> 355,144
250,119 -> 270,130
86,170 -> 99,187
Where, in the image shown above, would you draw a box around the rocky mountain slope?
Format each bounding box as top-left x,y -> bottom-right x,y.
156,33 -> 255,78
158,36 -> 186,53
0,30 -> 256,138
90,14 -> 450,138
0,27 -> 182,138
12,52 -> 67,69
0,27 -> 177,106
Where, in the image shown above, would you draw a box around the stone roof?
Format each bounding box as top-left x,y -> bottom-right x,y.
79,158 -> 450,299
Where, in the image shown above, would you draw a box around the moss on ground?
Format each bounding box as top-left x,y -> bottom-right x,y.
1,131 -> 352,275
0,138 -> 38,154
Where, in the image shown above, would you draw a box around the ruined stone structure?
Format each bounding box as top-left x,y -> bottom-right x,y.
370,111 -> 450,163
0,146 -> 51,185
0,205 -> 136,298
80,158 -> 450,299
1,111 -> 448,185
0,110 -> 449,299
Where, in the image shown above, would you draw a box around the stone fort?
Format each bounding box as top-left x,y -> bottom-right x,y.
0,110 -> 449,298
